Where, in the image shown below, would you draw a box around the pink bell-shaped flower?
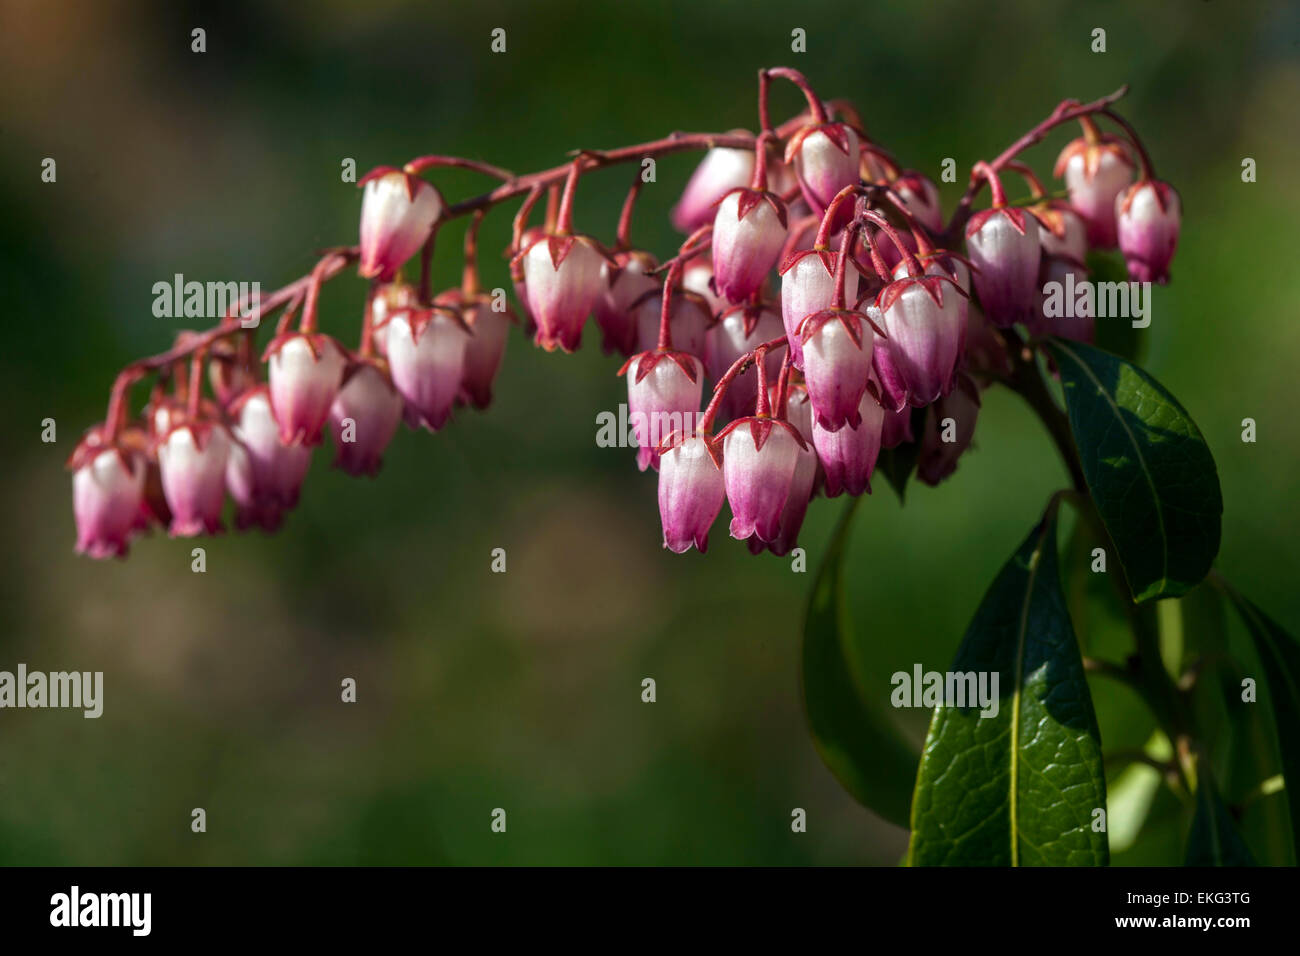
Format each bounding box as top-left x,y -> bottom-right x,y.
705,304 -> 784,422
1055,136 -> 1134,248
671,143 -> 755,233
1116,180 -> 1181,284
780,248 -> 860,369
711,188 -> 788,304
386,305 -> 471,432
965,206 -> 1042,328
369,281 -> 418,359
813,390 -> 885,497
517,233 -> 609,353
632,288 -> 714,360
264,332 -> 348,446
595,250 -> 659,357
459,296 -> 513,410
761,440 -> 819,556
329,359 -> 404,477
917,377 -> 981,486
157,418 -> 232,537
800,308 -> 875,431
787,122 -> 859,214
719,416 -> 804,543
621,349 -> 705,472
1035,255 -> 1094,342
657,433 -> 727,553
69,427 -> 146,558
881,406 -> 915,449
877,274 -> 966,407
892,170 -> 945,233
226,385 -> 312,530
1037,200 -> 1089,265
682,254 -> 726,317
358,168 -> 443,282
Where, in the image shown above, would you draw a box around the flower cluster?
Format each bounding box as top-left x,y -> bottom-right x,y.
70,69 -> 1178,560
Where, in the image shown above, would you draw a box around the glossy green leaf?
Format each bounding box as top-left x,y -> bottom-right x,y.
1221,586 -> 1300,864
1049,339 -> 1222,603
802,497 -> 919,827
1185,770 -> 1256,866
909,509 -> 1109,865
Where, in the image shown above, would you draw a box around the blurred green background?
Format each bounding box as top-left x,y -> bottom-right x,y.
1,0 -> 1297,865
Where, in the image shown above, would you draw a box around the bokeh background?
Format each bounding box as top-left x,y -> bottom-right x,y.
1,0 -> 1297,865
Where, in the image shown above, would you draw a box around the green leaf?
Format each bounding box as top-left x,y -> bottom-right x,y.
909,507 -> 1109,865
1185,769 -> 1256,866
1220,586 -> 1300,864
874,407 -> 927,503
802,497 -> 919,827
1085,252 -> 1145,363
1048,339 -> 1222,603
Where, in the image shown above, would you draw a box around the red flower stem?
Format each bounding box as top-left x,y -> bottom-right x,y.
774,349 -> 794,420
944,85 -> 1129,242
275,288 -> 305,338
359,280 -> 378,357
971,160 -> 1009,207
185,349 -> 205,419
763,67 -> 828,125
1098,107 -> 1156,181
749,130 -> 774,191
615,167 -> 645,251
403,155 -> 515,181
299,249 -> 350,333
814,183 -> 870,247
655,260 -> 684,351
698,335 -> 789,432
861,209 -> 922,276
753,347 -> 772,417
831,223 -> 859,309
103,250 -> 356,438
462,210 -> 485,297
1002,159 -> 1047,199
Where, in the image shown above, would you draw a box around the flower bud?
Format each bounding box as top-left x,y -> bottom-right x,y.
800,308 -> 874,431
265,332 -> 347,447
226,386 -> 312,530
671,143 -> 755,233
813,391 -> 885,497
358,169 -> 442,282
518,233 -> 608,353
157,419 -> 232,537
458,296 -> 513,410
69,428 -> 146,558
1055,136 -> 1134,248
787,123 -> 859,214
1116,180 -> 1180,284
711,188 -> 788,304
1035,255 -> 1094,342
682,255 -> 726,317
965,207 -> 1041,327
917,377 -> 981,486
780,249 -> 859,369
880,406 -> 914,449
762,441 -> 819,556
720,417 -> 803,542
622,350 -> 705,472
632,289 -> 714,359
329,360 -> 404,477
657,434 -> 726,553
370,281 -> 418,359
877,275 -> 966,407
595,250 -> 658,357
705,304 -> 784,421
893,171 -> 945,233
386,305 -> 471,432
1037,200 -> 1089,265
